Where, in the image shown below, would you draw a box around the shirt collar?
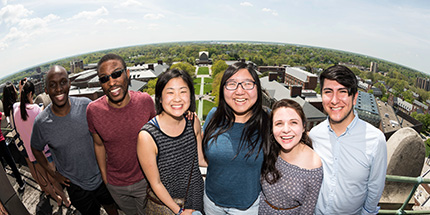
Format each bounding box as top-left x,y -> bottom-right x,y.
327,109 -> 359,136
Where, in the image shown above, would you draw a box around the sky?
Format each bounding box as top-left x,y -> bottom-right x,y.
1,0 -> 429,79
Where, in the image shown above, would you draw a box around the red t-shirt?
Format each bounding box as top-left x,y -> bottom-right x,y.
87,91 -> 156,186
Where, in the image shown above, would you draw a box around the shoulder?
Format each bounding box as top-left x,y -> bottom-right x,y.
71,96 -> 91,106
132,91 -> 153,102
302,145 -> 322,169
34,108 -> 51,124
309,119 -> 328,136
87,96 -> 106,110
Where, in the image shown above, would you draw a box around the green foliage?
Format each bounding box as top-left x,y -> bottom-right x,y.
412,112 -> 430,133
426,139 -> 430,157
3,41 -> 430,106
211,60 -> 228,77
143,78 -> 157,95
197,67 -> 209,75
212,71 -> 224,105
170,62 -> 196,78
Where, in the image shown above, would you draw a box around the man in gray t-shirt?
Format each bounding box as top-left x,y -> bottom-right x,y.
31,65 -> 118,215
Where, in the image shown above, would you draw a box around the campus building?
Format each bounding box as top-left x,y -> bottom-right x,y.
284,67 -> 318,90
260,76 -> 326,130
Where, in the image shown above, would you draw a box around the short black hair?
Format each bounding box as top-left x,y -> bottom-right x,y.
154,69 -> 196,115
320,65 -> 358,96
97,53 -> 126,73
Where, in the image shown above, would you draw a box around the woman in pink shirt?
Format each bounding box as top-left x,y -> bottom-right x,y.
13,80 -> 70,207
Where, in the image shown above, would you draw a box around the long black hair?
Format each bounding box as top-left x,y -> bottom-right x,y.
202,62 -> 269,159
2,82 -> 17,117
262,99 -> 312,184
20,81 -> 35,121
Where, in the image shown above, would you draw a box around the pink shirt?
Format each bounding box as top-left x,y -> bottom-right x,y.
13,103 -> 50,162
87,91 -> 156,186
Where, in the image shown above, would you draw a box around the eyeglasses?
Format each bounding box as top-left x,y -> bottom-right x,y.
99,69 -> 126,84
224,80 -> 256,91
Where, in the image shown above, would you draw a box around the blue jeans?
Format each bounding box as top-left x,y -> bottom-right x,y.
203,191 -> 259,215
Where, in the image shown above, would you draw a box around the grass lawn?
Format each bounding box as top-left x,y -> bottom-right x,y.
197,67 -> 209,75
204,78 -> 213,84
204,85 -> 212,94
194,85 -> 201,95
193,78 -> 201,84
203,100 -> 215,121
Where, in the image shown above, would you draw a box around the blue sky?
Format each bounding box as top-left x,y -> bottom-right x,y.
1,0 -> 429,79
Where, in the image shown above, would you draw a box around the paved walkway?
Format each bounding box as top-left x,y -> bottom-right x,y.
195,65 -> 213,122
3,164 -> 116,215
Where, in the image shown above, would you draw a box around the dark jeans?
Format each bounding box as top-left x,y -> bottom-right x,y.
66,182 -> 115,215
0,140 -> 24,187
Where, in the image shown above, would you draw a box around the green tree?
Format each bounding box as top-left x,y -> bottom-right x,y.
170,62 -> 196,77
212,71 -> 225,105
211,60 -> 228,77
143,78 -> 157,95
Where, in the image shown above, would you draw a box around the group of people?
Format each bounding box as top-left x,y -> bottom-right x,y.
1,52 -> 387,215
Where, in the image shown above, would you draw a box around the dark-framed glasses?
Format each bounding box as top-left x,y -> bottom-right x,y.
99,68 -> 126,84
224,80 -> 256,91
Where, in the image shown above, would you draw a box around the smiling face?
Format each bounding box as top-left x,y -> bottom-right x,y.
45,66 -> 71,109
223,68 -> 258,122
272,107 -> 305,152
160,77 -> 191,119
98,59 -> 130,108
322,79 -> 357,127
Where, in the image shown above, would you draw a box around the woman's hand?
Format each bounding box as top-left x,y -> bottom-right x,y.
180,209 -> 195,215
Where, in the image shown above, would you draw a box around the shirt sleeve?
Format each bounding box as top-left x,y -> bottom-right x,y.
86,103 -> 96,134
362,132 -> 387,214
301,168 -> 323,214
30,117 -> 46,151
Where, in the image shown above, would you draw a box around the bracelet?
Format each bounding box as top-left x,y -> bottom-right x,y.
176,208 -> 184,215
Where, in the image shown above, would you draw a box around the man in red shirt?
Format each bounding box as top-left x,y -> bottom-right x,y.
87,54 -> 156,215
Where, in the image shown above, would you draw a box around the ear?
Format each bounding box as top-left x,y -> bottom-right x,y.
352,91 -> 358,106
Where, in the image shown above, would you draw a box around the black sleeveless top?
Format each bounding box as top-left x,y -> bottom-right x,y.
141,117 -> 204,211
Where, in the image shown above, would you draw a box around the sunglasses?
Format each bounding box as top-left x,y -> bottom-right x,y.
99,68 -> 126,84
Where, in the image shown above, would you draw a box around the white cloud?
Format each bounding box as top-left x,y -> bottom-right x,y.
0,4 -> 32,24
70,6 -> 108,20
262,8 -> 278,16
18,14 -> 59,31
147,23 -> 160,30
144,13 -> 165,20
240,2 -> 253,7
95,18 -> 108,25
120,0 -> 143,7
3,27 -> 27,42
2,0 -> 7,6
114,18 -> 131,24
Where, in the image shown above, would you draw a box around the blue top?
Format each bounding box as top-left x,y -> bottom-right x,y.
203,108 -> 263,209
309,111 -> 387,215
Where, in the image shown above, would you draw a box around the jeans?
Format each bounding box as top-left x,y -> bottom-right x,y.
203,190 -> 259,215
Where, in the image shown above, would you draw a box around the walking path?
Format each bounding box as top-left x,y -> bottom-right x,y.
195,65 -> 213,122
4,164 -> 114,214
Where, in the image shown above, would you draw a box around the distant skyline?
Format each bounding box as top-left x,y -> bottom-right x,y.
1,0 -> 429,79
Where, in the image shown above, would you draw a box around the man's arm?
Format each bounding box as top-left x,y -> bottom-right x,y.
362,134 -> 387,215
93,133 -> 108,184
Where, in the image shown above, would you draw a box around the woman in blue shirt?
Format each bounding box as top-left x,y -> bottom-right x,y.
202,62 -> 269,214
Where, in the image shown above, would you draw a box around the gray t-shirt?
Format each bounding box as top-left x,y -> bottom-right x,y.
31,96 -> 102,191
